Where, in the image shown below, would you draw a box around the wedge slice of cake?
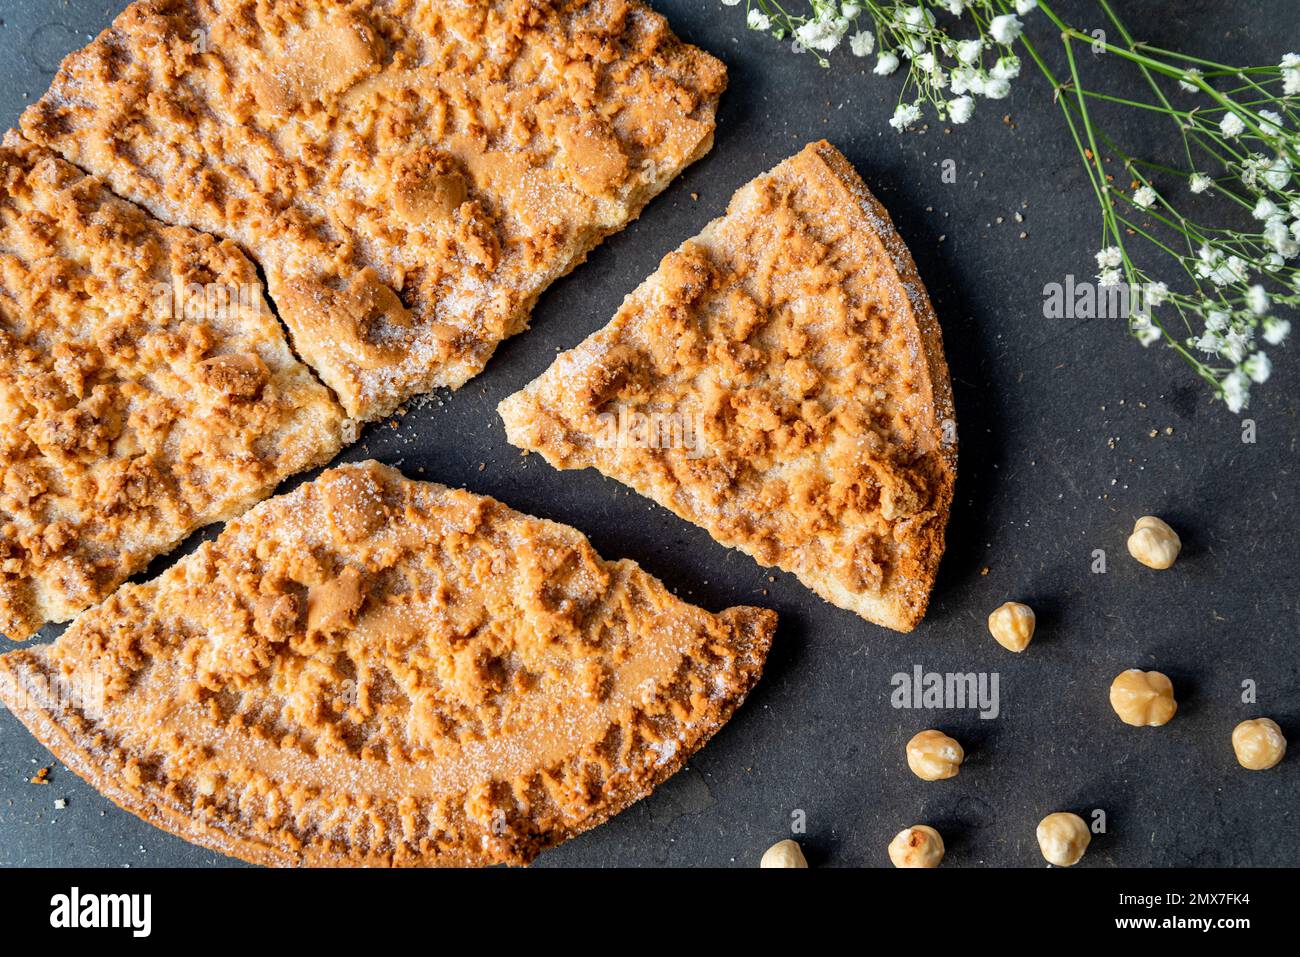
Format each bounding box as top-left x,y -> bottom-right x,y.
499,141 -> 956,632
0,461 -> 776,866
0,140 -> 345,640
19,0 -> 726,422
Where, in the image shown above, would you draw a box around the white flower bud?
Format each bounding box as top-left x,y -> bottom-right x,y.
989,14 -> 1023,44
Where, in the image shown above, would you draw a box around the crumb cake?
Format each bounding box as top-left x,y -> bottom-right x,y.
499,141 -> 956,632
0,461 -> 776,866
19,0 -> 726,422
0,140 -> 345,641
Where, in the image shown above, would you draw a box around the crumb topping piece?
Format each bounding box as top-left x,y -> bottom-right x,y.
0,461 -> 775,866
0,140 -> 345,640
499,141 -> 956,631
20,0 -> 726,422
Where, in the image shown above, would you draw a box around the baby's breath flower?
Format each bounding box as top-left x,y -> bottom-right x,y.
1096,246 -> 1123,269
1219,112 -> 1246,138
1247,283 -> 1270,315
950,66 -> 981,95
1222,370 -> 1250,413
1281,53 -> 1300,95
795,16 -> 850,54
949,95 -> 974,123
983,77 -> 1011,99
1196,245 -> 1248,286
1015,0 -> 1038,14
1252,197 -> 1280,221
1240,153 -> 1268,188
1261,155 -> 1291,190
939,0 -> 965,14
1130,312 -> 1161,346
956,39 -> 982,64
1098,267 -> 1122,286
849,30 -> 875,57
1243,352 -> 1272,384
899,33 -> 926,57
1257,109 -> 1284,137
1263,218 -> 1299,258
990,55 -> 1021,80
1133,185 -> 1157,209
748,9 -> 771,31
1263,316 -> 1292,345
889,102 -> 923,131
875,51 -> 900,76
989,14 -> 1023,45
1179,68 -> 1203,93
1189,172 -> 1212,193
1222,328 -> 1251,364
1195,330 -> 1222,355
1145,281 -> 1169,307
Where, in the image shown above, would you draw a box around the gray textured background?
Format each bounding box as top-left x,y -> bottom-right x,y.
0,0 -> 1296,868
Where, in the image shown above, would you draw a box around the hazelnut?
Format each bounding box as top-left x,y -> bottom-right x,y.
1232,718 -> 1287,771
988,601 -> 1036,652
1127,515 -> 1181,569
888,825 -> 945,868
1036,812 -> 1091,866
906,729 -> 964,781
760,839 -> 808,868
1109,669 -> 1178,727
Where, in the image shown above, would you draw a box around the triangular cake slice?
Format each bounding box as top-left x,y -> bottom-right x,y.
19,0 -> 725,423
500,141 -> 956,631
0,461 -> 775,866
0,140 -> 345,640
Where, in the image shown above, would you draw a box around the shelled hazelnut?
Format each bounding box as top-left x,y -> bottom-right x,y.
760,839 -> 808,868
988,601 -> 1036,652
1109,669 -> 1178,727
906,730 -> 964,781
1036,812 -> 1092,867
1232,718 -> 1287,770
1127,516 -> 1181,569
888,825 -> 945,868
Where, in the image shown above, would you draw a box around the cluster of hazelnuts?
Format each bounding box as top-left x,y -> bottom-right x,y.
759,515 -> 1287,868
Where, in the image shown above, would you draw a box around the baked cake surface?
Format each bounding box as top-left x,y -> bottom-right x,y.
0,460 -> 775,866
20,0 -> 726,422
499,141 -> 956,632
0,139 -> 345,640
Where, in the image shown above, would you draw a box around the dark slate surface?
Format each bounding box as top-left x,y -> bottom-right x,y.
0,0 -> 1296,868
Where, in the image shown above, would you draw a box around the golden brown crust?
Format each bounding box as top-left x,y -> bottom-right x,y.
500,141 -> 956,632
0,138 -> 345,640
0,461 -> 775,866
20,0 -> 726,422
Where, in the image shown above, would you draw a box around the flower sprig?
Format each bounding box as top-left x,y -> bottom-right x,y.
723,0 -> 1295,411
729,0 -> 1038,127
1023,0 -> 1296,411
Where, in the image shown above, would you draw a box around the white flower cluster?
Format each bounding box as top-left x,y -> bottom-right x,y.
1099,237 -> 1289,411
732,1 -> 1035,129
1184,223 -> 1294,411
1282,52 -> 1300,95
1094,52 -> 1300,412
